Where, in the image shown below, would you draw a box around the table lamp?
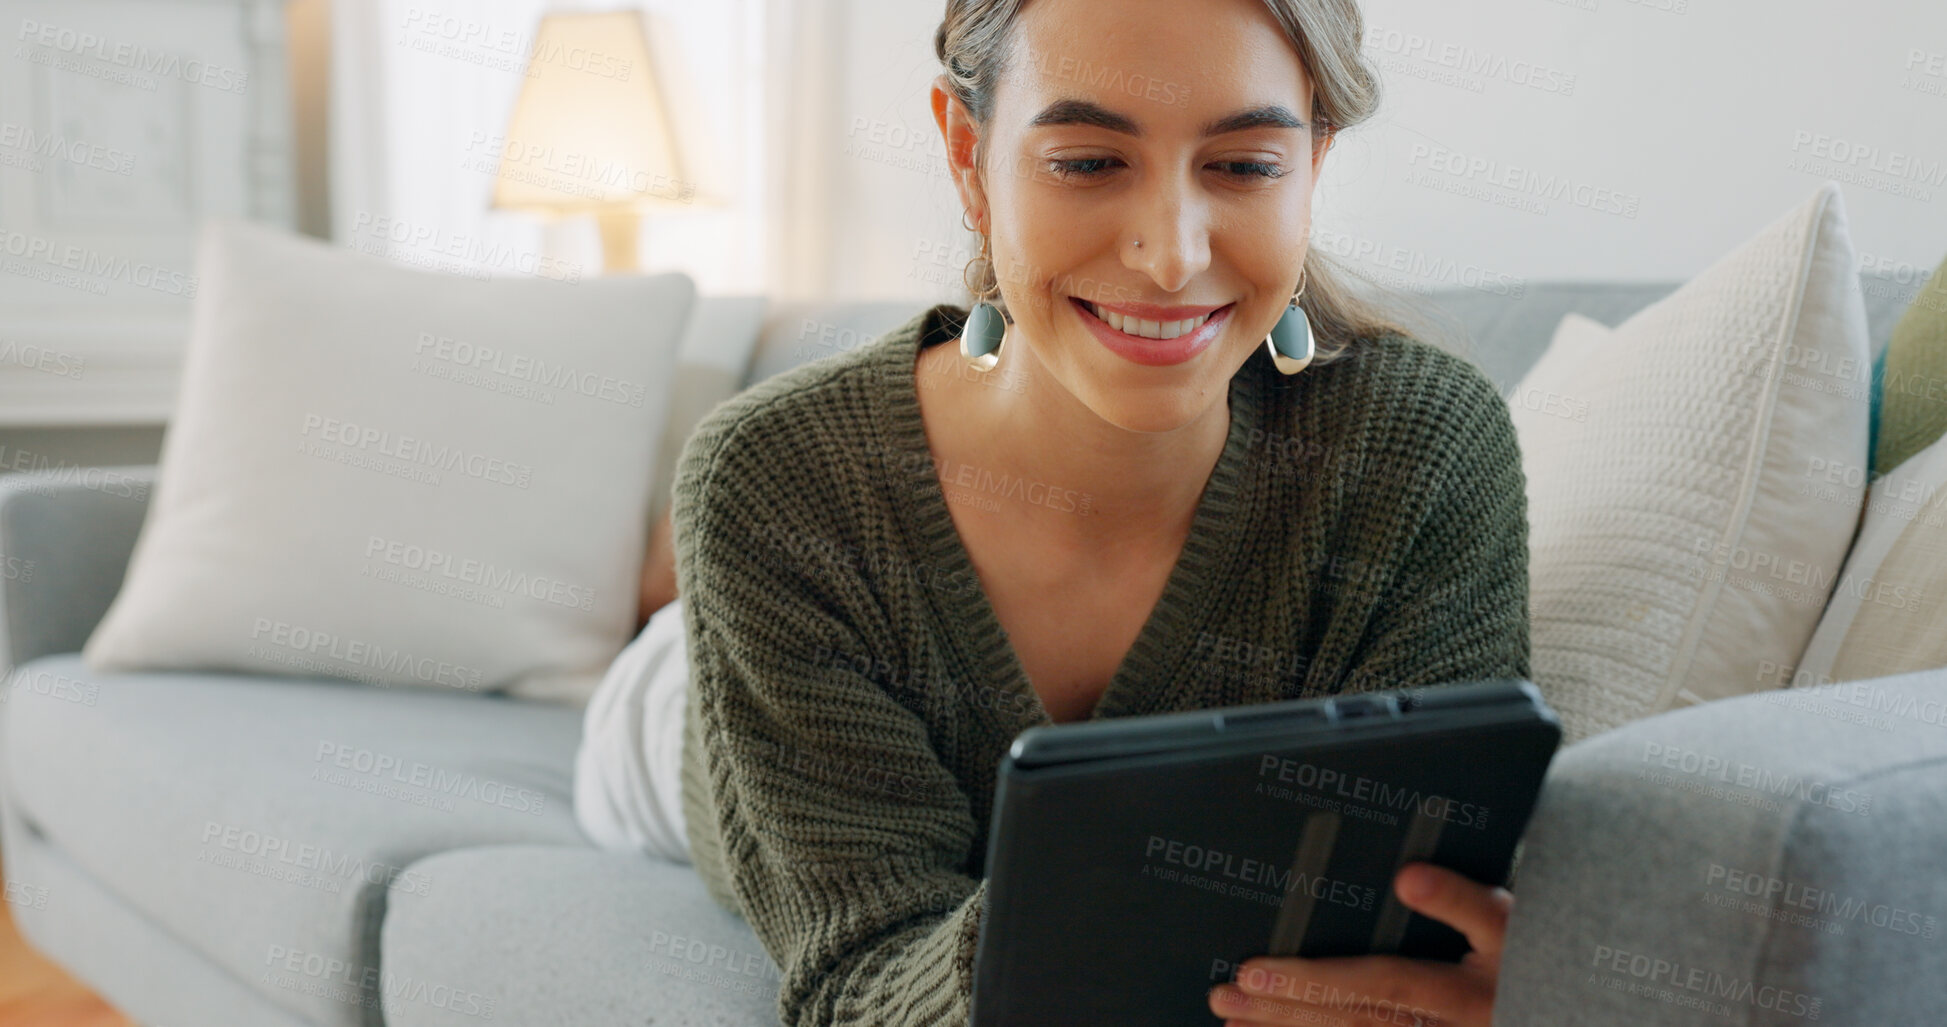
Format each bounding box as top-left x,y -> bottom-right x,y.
491,10 -> 706,272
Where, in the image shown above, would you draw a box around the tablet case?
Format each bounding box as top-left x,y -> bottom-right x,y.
969,678 -> 1561,1026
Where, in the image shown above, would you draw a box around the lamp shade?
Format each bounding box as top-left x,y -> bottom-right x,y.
491,11 -> 697,213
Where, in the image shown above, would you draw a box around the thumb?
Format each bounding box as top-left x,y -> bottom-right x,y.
1395,862 -> 1512,959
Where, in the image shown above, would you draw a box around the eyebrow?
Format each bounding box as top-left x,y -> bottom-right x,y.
1025,98 -> 1307,137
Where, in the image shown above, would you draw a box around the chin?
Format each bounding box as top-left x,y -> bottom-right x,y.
1073,377 -> 1222,435
1027,296 -> 1251,433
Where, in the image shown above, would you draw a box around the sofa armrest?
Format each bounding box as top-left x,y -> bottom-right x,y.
1496,670 -> 1947,1025
0,466 -> 154,675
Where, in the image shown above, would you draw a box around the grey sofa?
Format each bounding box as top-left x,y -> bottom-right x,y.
2,281 -> 1941,1027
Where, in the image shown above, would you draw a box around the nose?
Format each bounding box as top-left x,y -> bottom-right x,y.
1122,167 -> 1212,294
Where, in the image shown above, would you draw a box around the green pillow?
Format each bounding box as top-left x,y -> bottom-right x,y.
1874,255 -> 1947,475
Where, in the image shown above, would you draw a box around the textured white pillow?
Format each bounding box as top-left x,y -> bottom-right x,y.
1791,435 -> 1947,688
83,219 -> 693,697
1512,182 -> 1872,745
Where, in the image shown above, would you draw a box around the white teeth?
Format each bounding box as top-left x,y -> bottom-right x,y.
1083,301 -> 1212,340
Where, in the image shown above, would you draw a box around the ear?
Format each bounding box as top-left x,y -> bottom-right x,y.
931,74 -> 989,230
1309,123 -> 1335,183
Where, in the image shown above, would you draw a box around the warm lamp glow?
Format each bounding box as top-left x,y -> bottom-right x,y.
493,11 -> 707,270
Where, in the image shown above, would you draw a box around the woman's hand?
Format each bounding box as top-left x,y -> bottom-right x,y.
1205,862 -> 1510,1026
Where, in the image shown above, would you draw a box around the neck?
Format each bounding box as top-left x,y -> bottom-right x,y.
918,328 -> 1233,552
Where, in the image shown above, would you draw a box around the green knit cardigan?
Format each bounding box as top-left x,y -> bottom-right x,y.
670,303 -> 1531,1026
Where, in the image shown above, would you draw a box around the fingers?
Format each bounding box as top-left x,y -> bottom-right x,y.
1219,955 -> 1483,1026
1209,981 -> 1352,1026
1211,980 -> 1435,1026
1394,862 -> 1513,960
1205,866 -> 1510,1027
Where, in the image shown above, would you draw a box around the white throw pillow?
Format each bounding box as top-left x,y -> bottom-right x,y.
83,219 -> 694,699
1512,182 -> 1872,745
1790,435 -> 1947,688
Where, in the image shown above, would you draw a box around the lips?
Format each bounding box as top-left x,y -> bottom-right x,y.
1070,296 -> 1233,367
1077,300 -> 1216,341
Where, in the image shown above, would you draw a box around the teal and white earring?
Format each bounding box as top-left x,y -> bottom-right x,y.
959,301 -> 1006,372
1264,267 -> 1314,375
959,232 -> 1008,372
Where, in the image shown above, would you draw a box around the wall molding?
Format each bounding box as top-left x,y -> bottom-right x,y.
0,0 -> 292,426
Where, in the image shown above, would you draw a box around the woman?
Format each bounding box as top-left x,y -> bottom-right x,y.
589,0 -> 1530,1023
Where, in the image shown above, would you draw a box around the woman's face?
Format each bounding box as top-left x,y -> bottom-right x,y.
937,0 -> 1332,433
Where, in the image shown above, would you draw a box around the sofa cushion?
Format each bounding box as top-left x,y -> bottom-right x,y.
0,797 -> 315,1027
1792,428 -> 1947,685
2,654 -> 587,1027
1510,183 -> 1872,745
82,219 -> 694,700
1426,281 -> 1677,394
652,296 -> 770,530
380,845 -> 781,1027
1498,668 -> 1947,1025
745,299 -> 924,384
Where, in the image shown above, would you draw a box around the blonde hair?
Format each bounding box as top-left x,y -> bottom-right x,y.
934,0 -> 1430,367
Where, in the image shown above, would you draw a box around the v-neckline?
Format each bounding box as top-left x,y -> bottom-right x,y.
879,304 -> 1267,727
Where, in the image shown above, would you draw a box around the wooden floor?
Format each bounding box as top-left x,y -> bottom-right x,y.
0,854 -> 135,1027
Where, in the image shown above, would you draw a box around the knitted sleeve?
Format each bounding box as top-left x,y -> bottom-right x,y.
672,421 -> 985,1027
1341,356 -> 1533,695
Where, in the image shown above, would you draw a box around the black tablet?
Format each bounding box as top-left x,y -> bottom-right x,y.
968,678 -> 1562,1027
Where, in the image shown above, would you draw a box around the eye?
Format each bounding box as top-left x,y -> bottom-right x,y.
1213,160 -> 1289,180
1046,156 -> 1123,179
1043,156 -> 1291,181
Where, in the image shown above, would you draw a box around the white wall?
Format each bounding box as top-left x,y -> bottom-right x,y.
806,0 -> 1947,305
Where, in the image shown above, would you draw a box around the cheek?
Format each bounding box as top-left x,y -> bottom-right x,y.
1213,203 -> 1308,287
994,193 -> 1099,313
1258,180 -> 1315,239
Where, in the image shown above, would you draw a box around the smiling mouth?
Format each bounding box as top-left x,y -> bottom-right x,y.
1075,299 -> 1231,340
